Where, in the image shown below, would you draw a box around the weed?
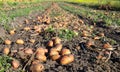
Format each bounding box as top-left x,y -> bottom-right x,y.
0,55 -> 12,72
46,26 -> 78,40
58,29 -> 78,40
46,26 -> 55,33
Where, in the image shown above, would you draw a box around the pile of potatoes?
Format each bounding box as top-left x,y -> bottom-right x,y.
3,37 -> 74,72
3,46 -> 47,72
47,37 -> 74,65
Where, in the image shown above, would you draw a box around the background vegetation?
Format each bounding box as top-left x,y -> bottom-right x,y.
0,0 -> 120,30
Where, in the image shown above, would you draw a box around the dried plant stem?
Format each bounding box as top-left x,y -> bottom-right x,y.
105,51 -> 111,62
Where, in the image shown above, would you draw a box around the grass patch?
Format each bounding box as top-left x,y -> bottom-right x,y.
59,2 -> 120,26
64,0 -> 120,8
0,55 -> 12,72
0,2 -> 51,31
58,29 -> 78,40
46,26 -> 78,40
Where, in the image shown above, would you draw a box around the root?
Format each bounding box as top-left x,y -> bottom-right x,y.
105,51 -> 112,62
22,51 -> 37,71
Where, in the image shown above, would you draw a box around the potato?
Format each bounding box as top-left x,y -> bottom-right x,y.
47,40 -> 53,47
49,48 -> 59,56
36,47 -> 48,55
16,39 -> 24,45
36,54 -> 46,62
12,60 -> 20,69
5,39 -> 11,45
54,44 -> 62,52
30,63 -> 44,72
3,47 -> 10,55
60,54 -> 74,65
53,37 -> 61,45
61,48 -> 71,55
24,48 -> 33,55
51,55 -> 61,61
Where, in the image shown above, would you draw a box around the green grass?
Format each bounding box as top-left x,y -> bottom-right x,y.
59,2 -> 120,26
0,55 -> 12,72
64,0 -> 120,8
46,26 -> 78,40
58,29 -> 78,40
8,5 -> 46,19
0,2 -> 51,31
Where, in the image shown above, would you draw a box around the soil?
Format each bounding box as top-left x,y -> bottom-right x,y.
0,26 -> 6,38
0,2 -> 120,72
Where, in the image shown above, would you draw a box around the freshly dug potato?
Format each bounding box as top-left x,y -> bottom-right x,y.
61,48 -> 71,55
32,60 -> 40,65
36,54 -> 46,62
36,47 -> 48,55
24,48 -> 33,55
47,40 -> 53,47
11,60 -> 20,69
16,39 -> 24,45
51,54 -> 61,61
49,48 -> 59,56
54,44 -> 62,52
53,37 -> 61,45
24,27 -> 30,31
60,54 -> 74,65
3,47 -> 10,55
5,39 -> 11,45
9,30 -> 15,35
30,63 -> 44,72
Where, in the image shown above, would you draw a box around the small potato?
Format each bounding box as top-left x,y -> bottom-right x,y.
3,47 -> 10,55
24,27 -> 30,31
5,39 -> 11,45
36,54 -> 46,62
47,40 -> 53,47
30,63 -> 44,72
32,60 -> 40,65
9,30 -> 15,35
24,48 -> 33,55
54,44 -> 62,52
60,54 -> 74,65
49,48 -> 59,56
29,39 -> 35,43
61,48 -> 71,55
51,54 -> 61,61
36,47 -> 48,55
12,60 -> 20,69
16,39 -> 24,45
53,37 -> 61,45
